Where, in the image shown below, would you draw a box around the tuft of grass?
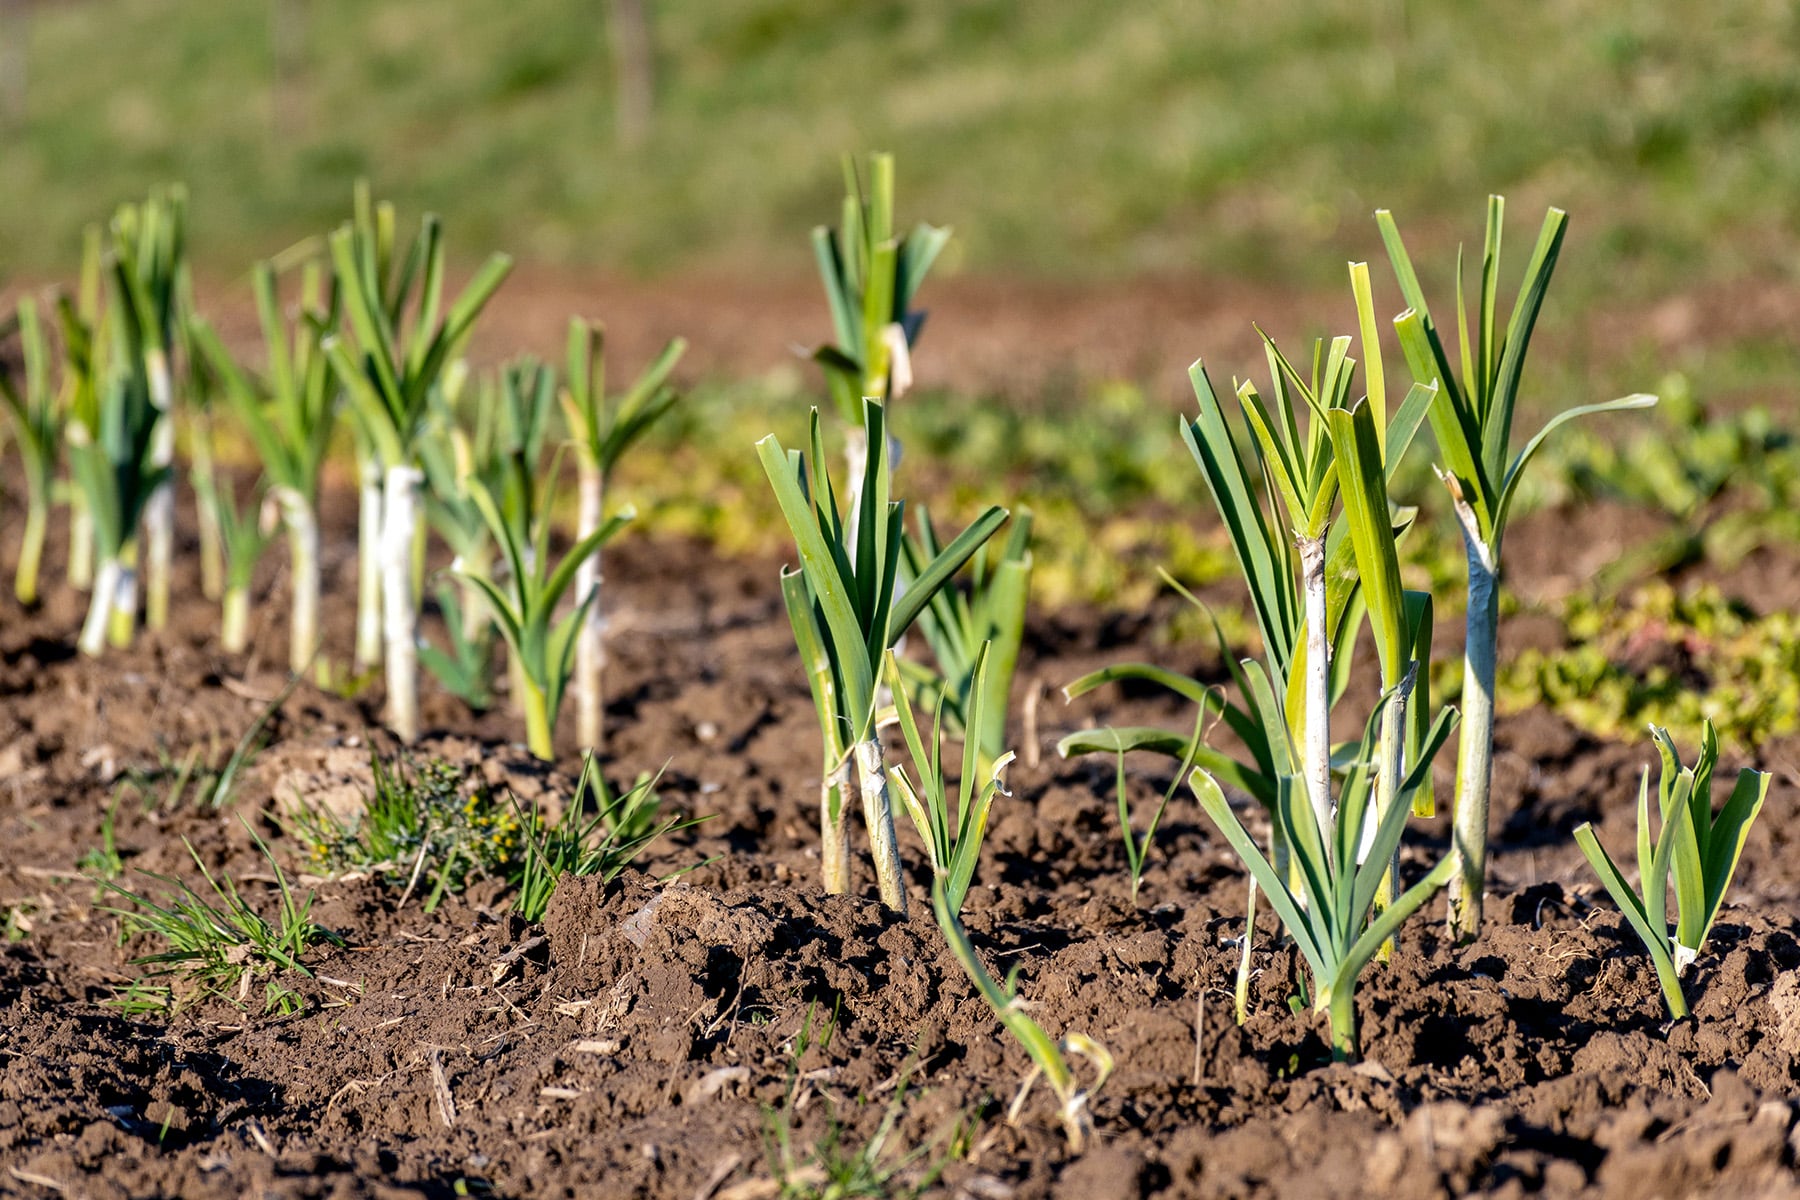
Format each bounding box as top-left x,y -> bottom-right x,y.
510,757 -> 696,922
286,752 -> 522,910
100,823 -> 340,1012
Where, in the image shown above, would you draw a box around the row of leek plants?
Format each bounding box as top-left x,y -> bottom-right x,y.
1058,200 -> 1667,1058
0,184 -> 681,763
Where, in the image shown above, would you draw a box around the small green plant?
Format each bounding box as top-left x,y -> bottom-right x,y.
69,260 -> 171,656
0,295 -> 64,605
192,469 -> 274,654
324,191 -> 512,742
1190,695 -> 1456,1061
932,884 -> 1111,1150
418,581 -> 496,711
108,185 -> 188,633
452,472 -> 632,760
1102,711 -> 1206,904
1573,721 -> 1771,1020
884,644 -> 1015,918
1377,196 -> 1655,941
560,319 -> 686,752
101,824 -> 340,1011
760,401 -> 1006,909
901,508 -> 1032,776
78,792 -> 127,885
4,902 -> 37,944
510,757 -> 689,922
192,258 -> 341,677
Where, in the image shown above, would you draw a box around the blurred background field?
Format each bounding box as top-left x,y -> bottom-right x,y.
3,0 -> 1798,306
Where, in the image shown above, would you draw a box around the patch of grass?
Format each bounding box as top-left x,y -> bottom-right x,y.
510,759 -> 695,922
101,824 -> 341,1013
286,753 -> 523,909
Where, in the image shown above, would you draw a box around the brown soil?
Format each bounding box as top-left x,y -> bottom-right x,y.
3,489 -> 1800,1200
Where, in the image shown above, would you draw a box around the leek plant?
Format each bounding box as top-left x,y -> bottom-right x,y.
70,265 -> 169,656
759,401 -> 1005,910
932,885 -> 1112,1150
1175,329 -> 1457,1053
418,366 -> 513,710
108,186 -> 188,633
192,470 -> 273,654
182,286 -> 227,603
1063,271 -> 1440,885
810,153 -> 950,530
58,226 -> 107,591
1574,721 -> 1770,1019
901,508 -> 1032,774
339,184 -> 417,674
1377,197 -> 1656,942
560,319 -> 685,752
884,644 -> 1015,917
1190,696 -> 1455,1061
192,259 -> 340,677
452,474 -> 632,760
0,296 -> 61,604
324,205 -> 512,742
1070,275 -> 1452,1032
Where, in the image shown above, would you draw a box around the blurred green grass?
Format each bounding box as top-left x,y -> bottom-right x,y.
4,0 -> 1799,308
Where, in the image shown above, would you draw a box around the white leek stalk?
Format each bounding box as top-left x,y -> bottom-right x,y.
382,464 -> 422,742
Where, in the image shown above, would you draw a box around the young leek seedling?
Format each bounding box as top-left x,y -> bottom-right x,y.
1192,688 -> 1457,1061
324,204 -> 512,742
108,186 -> 188,633
69,263 -> 169,656
1574,721 -> 1770,1019
759,401 -> 1005,910
900,507 -> 1032,776
932,883 -> 1112,1150
0,296 -> 62,604
884,644 -> 1015,918
452,474 -> 631,761
559,319 -> 684,752
418,363 -> 525,710
810,153 -> 950,536
1378,198 -> 1656,942
341,183 -> 415,674
192,259 -> 340,677
59,226 -> 107,592
192,470 -> 274,654
1064,327 -> 1435,832
1065,283 -> 1443,996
